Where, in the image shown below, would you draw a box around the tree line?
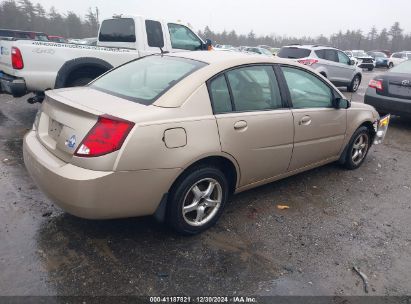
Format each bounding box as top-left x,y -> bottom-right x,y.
0,0 -> 99,38
199,22 -> 411,51
1,0 -> 411,51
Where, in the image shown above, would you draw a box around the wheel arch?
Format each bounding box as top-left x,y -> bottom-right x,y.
174,154 -> 240,195
54,57 -> 113,89
339,118 -> 376,164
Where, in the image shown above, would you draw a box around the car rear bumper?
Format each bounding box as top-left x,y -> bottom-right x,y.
0,72 -> 26,97
358,63 -> 374,69
364,88 -> 411,117
23,131 -> 180,219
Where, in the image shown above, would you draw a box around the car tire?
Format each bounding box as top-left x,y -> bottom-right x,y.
342,126 -> 371,170
347,75 -> 361,92
166,166 -> 229,235
388,63 -> 394,69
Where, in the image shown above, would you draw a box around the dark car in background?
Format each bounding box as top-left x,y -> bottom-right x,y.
0,29 -> 49,41
367,51 -> 389,68
48,35 -> 67,43
365,60 -> 411,117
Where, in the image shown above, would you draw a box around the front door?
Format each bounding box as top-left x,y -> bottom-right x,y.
208,65 -> 294,187
280,66 -> 347,171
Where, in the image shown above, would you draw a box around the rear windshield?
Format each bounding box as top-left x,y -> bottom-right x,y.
390,60 -> 411,73
277,47 -> 311,59
99,18 -> 136,42
91,56 -> 207,105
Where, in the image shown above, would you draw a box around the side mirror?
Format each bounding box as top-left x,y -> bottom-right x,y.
350,59 -> 356,65
203,39 -> 212,51
335,98 -> 351,109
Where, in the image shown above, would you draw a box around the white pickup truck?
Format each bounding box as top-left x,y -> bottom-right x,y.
0,15 -> 211,102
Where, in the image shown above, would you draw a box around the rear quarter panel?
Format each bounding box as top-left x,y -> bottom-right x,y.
115,84 -> 223,172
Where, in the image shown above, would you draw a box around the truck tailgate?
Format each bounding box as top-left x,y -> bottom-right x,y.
0,40 -> 14,75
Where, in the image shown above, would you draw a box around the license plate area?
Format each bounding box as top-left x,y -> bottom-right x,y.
48,118 -> 63,141
388,84 -> 411,99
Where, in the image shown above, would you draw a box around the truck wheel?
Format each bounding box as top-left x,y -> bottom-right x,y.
166,166 -> 229,235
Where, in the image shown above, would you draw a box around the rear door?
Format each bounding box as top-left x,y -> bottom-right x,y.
279,65 -> 347,171
335,50 -> 355,84
322,49 -> 340,83
209,65 -> 294,187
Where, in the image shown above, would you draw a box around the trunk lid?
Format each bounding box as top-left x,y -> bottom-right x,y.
378,72 -> 411,100
36,87 -> 150,163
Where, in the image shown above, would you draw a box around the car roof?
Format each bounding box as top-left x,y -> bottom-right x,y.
282,44 -> 336,50
154,51 -> 329,108
167,50 -> 289,66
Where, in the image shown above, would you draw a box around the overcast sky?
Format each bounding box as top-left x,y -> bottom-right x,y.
36,0 -> 411,37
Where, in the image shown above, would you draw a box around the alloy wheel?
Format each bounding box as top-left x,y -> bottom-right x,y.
182,178 -> 223,227
351,133 -> 369,165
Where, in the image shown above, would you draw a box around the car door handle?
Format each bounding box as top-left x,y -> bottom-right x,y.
299,116 -> 312,126
234,120 -> 248,130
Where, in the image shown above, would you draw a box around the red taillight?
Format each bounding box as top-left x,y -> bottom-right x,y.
298,58 -> 319,66
369,79 -> 383,91
74,115 -> 135,158
11,47 -> 24,70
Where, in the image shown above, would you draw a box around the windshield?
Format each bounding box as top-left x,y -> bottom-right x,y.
91,56 -> 207,105
352,51 -> 368,57
390,60 -> 411,73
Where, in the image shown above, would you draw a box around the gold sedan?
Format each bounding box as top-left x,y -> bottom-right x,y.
23,51 -> 389,234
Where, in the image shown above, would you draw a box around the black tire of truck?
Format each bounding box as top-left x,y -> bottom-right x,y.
55,57 -> 113,89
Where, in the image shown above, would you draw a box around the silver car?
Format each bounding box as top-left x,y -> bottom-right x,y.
278,45 -> 363,92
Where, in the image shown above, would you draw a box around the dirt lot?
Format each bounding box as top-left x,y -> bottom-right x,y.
0,68 -> 410,296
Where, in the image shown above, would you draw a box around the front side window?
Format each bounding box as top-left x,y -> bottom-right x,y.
226,66 -> 282,112
281,66 -> 333,109
145,20 -> 164,48
99,18 -> 136,42
91,56 -> 206,105
168,23 -> 202,50
337,51 -> 350,65
209,75 -> 233,114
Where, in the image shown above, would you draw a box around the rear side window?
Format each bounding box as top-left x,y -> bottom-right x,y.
209,75 -> 233,114
145,20 -> 164,48
324,49 -> 338,62
91,56 -> 206,105
278,47 -> 311,59
99,18 -> 136,42
281,66 -> 333,108
226,66 -> 282,112
315,49 -> 325,59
